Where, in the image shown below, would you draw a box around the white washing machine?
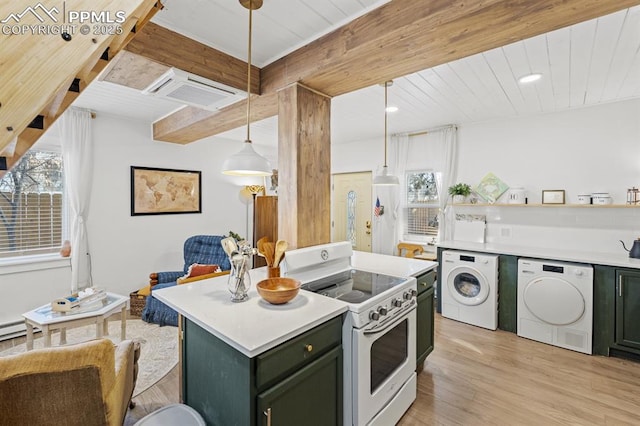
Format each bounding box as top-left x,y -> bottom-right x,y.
517,258 -> 593,354
441,250 -> 499,330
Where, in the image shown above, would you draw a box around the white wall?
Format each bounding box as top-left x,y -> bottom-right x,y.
331,99 -> 640,255
0,114 -> 276,328
454,98 -> 640,253
456,98 -> 640,204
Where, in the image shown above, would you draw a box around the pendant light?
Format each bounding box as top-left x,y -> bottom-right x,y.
373,81 -> 399,186
222,0 -> 272,177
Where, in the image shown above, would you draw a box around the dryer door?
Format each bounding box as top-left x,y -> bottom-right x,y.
446,266 -> 490,306
523,277 -> 585,325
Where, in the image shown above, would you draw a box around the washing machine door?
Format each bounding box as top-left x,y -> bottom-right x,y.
446,266 -> 490,306
523,277 -> 585,325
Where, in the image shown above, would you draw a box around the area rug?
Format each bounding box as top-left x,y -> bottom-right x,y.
0,319 -> 178,397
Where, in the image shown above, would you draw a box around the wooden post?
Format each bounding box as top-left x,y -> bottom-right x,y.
277,84 -> 331,249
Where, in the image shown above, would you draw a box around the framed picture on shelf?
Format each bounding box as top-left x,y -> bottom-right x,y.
131,166 -> 202,215
542,190 -> 565,205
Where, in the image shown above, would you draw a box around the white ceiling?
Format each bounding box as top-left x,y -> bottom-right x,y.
70,3 -> 640,148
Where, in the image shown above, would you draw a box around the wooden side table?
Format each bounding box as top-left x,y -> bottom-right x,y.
22,293 -> 128,350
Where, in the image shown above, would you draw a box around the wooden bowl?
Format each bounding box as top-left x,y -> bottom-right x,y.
256,277 -> 301,305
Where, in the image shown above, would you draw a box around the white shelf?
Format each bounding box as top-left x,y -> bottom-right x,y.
452,203 -> 640,208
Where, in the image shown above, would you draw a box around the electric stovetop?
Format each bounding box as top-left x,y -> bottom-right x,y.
302,269 -> 406,304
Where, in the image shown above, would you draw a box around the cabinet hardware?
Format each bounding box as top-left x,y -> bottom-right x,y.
619,275 -> 623,297
421,282 -> 427,287
264,407 -> 271,426
305,344 -> 313,352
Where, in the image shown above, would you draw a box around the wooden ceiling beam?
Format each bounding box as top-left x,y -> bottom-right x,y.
153,92 -> 278,144
152,0 -> 640,144
124,22 -> 260,94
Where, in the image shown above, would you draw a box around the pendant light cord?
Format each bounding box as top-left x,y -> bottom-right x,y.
246,2 -> 253,143
384,81 -> 388,167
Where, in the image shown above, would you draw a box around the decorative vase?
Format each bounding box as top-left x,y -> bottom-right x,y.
228,255 -> 251,302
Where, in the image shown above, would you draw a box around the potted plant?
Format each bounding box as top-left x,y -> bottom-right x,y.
448,183 -> 472,203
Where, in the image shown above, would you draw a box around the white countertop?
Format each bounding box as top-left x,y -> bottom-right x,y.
438,240 -> 640,269
153,252 -> 436,358
153,267 -> 348,358
352,251 -> 437,277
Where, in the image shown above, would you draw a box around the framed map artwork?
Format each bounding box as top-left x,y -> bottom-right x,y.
131,166 -> 202,215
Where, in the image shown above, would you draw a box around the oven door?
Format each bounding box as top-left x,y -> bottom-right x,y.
352,306 -> 417,425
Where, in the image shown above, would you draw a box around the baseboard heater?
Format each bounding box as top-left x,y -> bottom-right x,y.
0,319 -> 27,341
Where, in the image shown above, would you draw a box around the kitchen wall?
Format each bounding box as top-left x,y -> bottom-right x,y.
455,98 -> 640,254
0,114 -> 277,330
333,98 -> 640,255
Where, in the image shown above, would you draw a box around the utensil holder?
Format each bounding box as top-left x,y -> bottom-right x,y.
267,266 -> 280,278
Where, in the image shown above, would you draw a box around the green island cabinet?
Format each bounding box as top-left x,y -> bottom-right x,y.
416,269 -> 435,370
593,266 -> 640,358
181,315 -> 343,426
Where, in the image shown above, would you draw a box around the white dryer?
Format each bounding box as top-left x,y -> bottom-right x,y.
441,250 -> 499,330
517,259 -> 593,354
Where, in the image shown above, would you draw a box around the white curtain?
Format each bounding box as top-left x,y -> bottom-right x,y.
433,126 -> 458,242
61,108 -> 94,293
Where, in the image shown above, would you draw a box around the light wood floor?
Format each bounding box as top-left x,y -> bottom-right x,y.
4,315 -> 639,425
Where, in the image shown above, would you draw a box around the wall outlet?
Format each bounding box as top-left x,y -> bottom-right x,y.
501,226 -> 512,238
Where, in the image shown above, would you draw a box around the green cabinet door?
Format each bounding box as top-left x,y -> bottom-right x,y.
257,346 -> 343,426
498,254 -> 518,333
416,285 -> 434,368
615,269 -> 640,350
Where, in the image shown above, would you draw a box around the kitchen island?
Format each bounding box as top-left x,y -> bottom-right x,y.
153,250 -> 437,425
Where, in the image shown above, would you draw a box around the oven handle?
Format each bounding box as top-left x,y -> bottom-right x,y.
363,304 -> 416,335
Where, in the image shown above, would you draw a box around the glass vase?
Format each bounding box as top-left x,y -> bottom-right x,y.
228,255 -> 251,302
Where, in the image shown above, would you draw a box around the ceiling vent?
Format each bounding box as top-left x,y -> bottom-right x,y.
142,68 -> 246,110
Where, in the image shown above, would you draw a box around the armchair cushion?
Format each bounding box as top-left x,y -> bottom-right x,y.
0,339 -> 137,426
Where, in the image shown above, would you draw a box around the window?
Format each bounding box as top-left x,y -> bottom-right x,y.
0,150 -> 65,258
404,170 -> 439,239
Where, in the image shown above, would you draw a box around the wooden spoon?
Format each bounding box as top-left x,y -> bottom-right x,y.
263,242 -> 275,266
256,236 -> 269,258
273,240 -> 288,267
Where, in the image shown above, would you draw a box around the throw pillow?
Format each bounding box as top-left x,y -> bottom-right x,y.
183,263 -> 221,279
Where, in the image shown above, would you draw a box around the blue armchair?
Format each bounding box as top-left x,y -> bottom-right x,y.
142,235 -> 231,326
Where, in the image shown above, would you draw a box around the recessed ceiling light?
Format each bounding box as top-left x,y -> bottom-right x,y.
385,106 -> 399,113
518,73 -> 542,84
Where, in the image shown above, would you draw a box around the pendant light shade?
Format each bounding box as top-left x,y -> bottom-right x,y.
373,165 -> 399,185
373,81 -> 399,186
222,0 -> 272,177
222,140 -> 272,176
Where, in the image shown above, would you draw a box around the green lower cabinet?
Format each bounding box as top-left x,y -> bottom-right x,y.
497,254 -> 518,333
182,316 -> 343,426
257,346 -> 342,426
615,269 -> 640,350
416,270 -> 435,368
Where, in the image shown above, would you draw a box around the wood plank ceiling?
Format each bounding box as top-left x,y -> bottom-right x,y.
8,0 -> 639,153
0,0 -> 162,174
68,4 -> 640,148
147,0 -> 640,144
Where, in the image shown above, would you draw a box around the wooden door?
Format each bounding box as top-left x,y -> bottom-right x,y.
255,196 -> 278,267
332,172 -> 372,252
